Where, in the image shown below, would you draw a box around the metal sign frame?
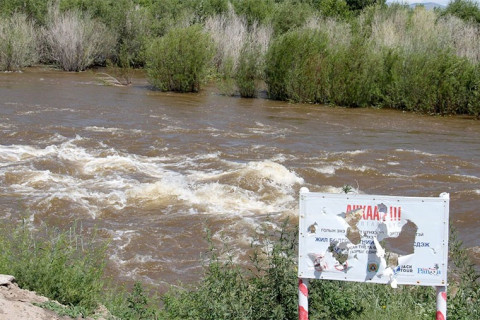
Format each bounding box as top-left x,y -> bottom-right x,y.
297,188 -> 449,320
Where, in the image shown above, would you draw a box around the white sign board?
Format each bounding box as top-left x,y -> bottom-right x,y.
298,190 -> 449,287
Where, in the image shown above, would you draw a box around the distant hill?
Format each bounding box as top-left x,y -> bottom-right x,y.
409,2 -> 446,9
386,1 -> 447,9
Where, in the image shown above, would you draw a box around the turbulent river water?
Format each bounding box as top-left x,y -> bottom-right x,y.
1,68 -> 479,291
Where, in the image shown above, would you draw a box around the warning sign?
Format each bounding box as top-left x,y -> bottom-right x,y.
298,189 -> 449,287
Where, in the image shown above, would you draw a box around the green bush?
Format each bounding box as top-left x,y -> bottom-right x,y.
346,0 -> 386,12
466,64 -> 480,118
448,227 -> 480,319
270,1 -> 315,36
442,0 -> 480,24
232,0 -> 274,26
0,222 -> 107,315
235,43 -> 264,98
1,219 -> 478,319
314,0 -> 353,20
265,28 -> 330,103
327,38 -> 383,108
192,0 -> 230,22
161,220 -> 479,320
0,13 -> 39,71
147,0 -> 196,36
160,220 -> 300,320
379,49 -> 476,114
0,0 -> 49,25
146,25 -> 214,92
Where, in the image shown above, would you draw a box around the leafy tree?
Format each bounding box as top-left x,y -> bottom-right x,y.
345,0 -> 386,12
442,0 -> 480,23
315,0 -> 352,19
232,0 -> 275,26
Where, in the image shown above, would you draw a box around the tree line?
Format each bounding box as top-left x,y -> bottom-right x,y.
2,0 -> 480,116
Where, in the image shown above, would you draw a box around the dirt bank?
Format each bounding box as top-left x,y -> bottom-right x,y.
0,274 -> 108,320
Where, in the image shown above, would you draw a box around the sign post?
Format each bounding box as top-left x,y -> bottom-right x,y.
298,278 -> 308,320
298,187 -> 449,319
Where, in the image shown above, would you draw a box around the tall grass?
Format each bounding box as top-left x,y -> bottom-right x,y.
0,220 -> 163,319
0,221 -> 107,315
0,13 -> 38,71
205,8 -> 247,71
205,10 -> 272,97
43,7 -> 116,71
369,5 -> 480,63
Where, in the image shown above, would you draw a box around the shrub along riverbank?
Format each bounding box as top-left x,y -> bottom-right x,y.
0,219 -> 478,319
2,0 -> 480,116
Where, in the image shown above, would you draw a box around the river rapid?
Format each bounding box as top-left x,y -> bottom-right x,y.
1,68 -> 479,290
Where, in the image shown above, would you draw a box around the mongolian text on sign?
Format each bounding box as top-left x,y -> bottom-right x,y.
298,190 -> 449,287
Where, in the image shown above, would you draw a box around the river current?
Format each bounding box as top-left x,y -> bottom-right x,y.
1,68 -> 479,290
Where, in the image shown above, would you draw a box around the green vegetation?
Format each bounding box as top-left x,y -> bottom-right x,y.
0,221 -> 162,319
0,221 -> 107,315
146,25 -> 214,92
43,7 -> 116,71
265,28 -> 330,103
2,0 -> 480,114
0,13 -> 38,71
442,0 -> 480,24
1,219 -> 478,319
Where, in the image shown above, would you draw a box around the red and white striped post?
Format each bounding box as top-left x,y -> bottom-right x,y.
436,286 -> 447,320
298,278 -> 309,320
436,192 -> 449,320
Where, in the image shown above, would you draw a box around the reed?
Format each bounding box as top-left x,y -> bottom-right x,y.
43,7 -> 116,71
0,13 -> 38,71
0,221 -> 107,315
205,10 -> 272,97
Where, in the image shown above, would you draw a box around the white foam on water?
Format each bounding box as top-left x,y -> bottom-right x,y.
395,149 -> 436,157
248,122 -> 291,136
243,160 -> 304,186
0,123 -> 15,129
340,150 -> 368,155
128,159 -> 304,216
0,145 -> 54,163
1,137 -> 305,220
85,126 -> 143,135
313,166 -> 336,176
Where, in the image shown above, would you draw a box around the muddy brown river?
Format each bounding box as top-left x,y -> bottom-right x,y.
1,68 -> 479,291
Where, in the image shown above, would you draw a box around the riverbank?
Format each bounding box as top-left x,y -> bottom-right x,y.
0,220 -> 478,319
2,1 -> 480,117
0,274 -> 110,320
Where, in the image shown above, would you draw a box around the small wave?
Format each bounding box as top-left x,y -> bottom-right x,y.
0,144 -> 55,164
395,149 -> 437,157
313,166 -> 336,176
84,126 -> 143,135
243,160 -> 304,186
343,150 -> 368,155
